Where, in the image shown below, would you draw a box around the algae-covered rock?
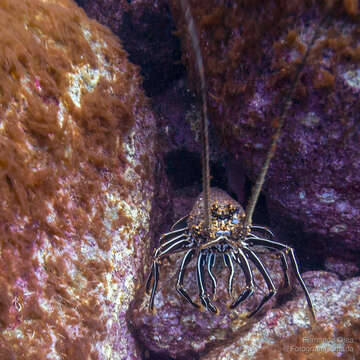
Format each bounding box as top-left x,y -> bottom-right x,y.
78,0 -> 184,95
0,0 -> 157,358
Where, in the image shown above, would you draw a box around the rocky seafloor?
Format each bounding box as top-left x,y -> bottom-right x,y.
1,0 -> 359,359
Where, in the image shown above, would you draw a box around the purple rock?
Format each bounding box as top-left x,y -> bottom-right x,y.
325,256 -> 359,278
203,272 -> 360,359
128,190 -> 314,358
168,0 -> 360,261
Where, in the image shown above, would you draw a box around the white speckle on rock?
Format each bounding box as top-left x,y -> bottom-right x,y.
291,307 -> 309,327
43,327 -> 62,360
316,188 -> 338,204
67,65 -> 100,107
342,69 -> 360,90
191,339 -> 206,351
289,48 -> 301,62
123,130 -> 136,159
45,201 -> 56,223
66,25 -> 115,108
330,224 -> 347,233
249,91 -> 268,110
57,101 -> 65,128
335,200 -> 350,213
299,190 -> 306,199
302,112 -> 320,127
20,76 -> 32,93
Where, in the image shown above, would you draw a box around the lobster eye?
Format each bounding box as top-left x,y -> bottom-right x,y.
231,210 -> 240,224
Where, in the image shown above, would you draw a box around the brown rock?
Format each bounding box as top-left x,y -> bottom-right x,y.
0,0 -> 157,358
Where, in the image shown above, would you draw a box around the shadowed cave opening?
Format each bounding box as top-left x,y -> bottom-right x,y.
164,149 -> 227,191
75,0 -> 185,97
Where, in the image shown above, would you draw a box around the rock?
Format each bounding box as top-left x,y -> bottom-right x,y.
168,0 -> 360,261
76,0 -> 185,95
128,208 -> 312,358
203,272 -> 360,359
0,0 -> 157,358
325,256 -> 360,279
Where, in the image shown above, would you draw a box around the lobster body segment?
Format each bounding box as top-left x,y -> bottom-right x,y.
187,188 -> 246,246
146,187 -> 316,320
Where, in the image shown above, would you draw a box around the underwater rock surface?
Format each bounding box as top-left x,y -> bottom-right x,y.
129,246 -> 293,358
0,0 -> 157,358
203,272 -> 360,360
130,267 -> 360,359
77,0 -> 185,95
169,0 -> 360,261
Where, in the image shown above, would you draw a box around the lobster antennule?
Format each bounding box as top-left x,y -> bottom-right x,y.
179,0 -> 211,231
243,12 -> 329,232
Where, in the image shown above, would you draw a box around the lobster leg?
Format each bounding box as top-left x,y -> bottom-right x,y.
197,251 -> 217,313
146,233 -> 188,294
279,251 -> 290,289
223,253 -> 235,298
246,237 -> 315,321
207,253 -> 217,296
243,247 -> 276,318
147,262 -> 159,311
250,225 -> 275,237
230,249 -> 254,308
170,215 -> 189,231
247,234 -> 291,290
176,249 -> 199,308
147,237 -> 191,310
155,233 -> 189,257
160,227 -> 188,243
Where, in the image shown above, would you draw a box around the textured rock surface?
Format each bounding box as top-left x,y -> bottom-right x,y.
50,1 -> 359,359
129,219 -> 301,358
0,0 -> 157,358
168,0 -> 360,261
325,256 -> 360,279
76,0 -> 185,95
203,272 -> 360,360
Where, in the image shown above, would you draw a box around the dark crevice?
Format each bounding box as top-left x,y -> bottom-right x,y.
120,7 -> 185,96
164,149 -> 227,191
243,176 -> 270,227
75,1 -> 185,96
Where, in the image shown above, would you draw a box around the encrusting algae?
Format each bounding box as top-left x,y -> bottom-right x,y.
0,0 -> 157,358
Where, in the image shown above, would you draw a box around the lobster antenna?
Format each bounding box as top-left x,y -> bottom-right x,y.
180,0 -> 211,230
243,15 -> 326,232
